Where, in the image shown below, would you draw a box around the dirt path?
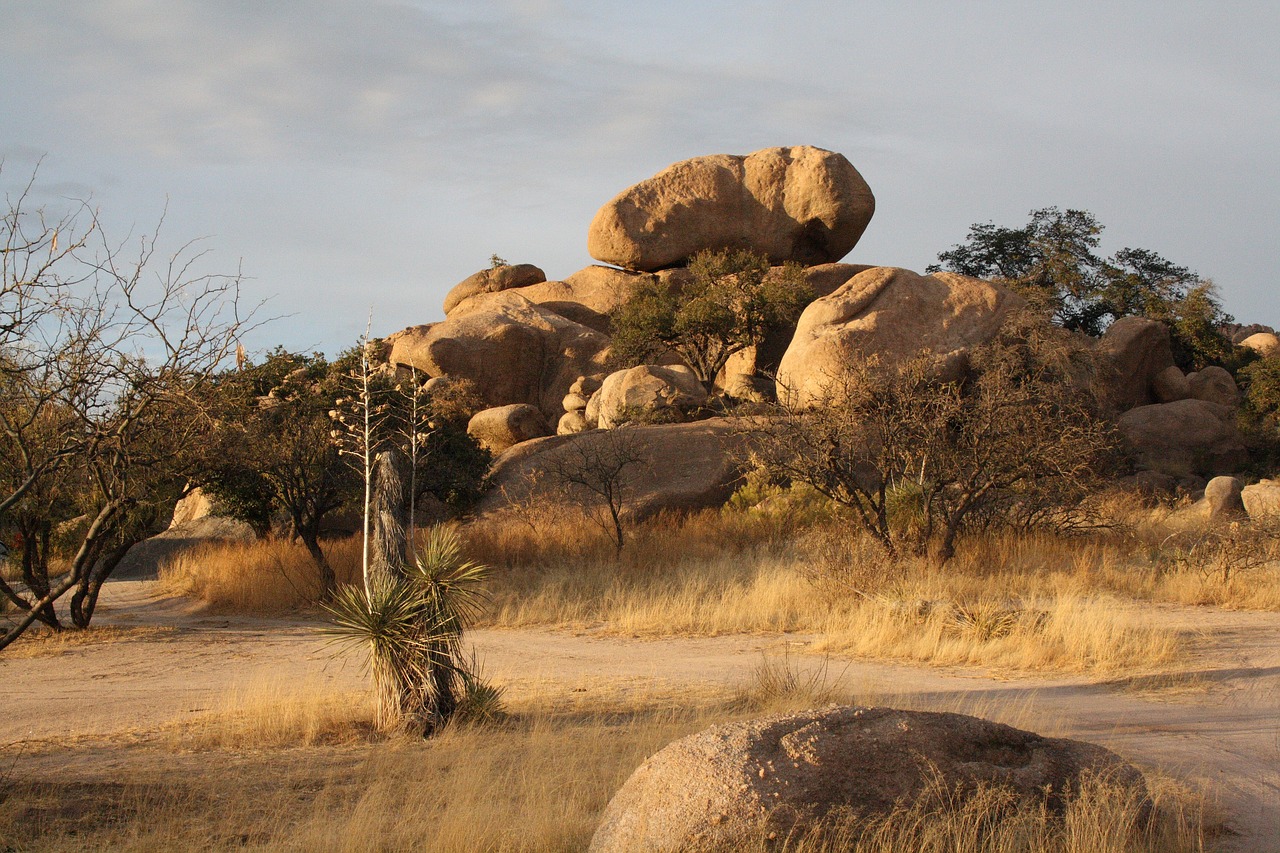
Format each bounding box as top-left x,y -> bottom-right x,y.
3,580 -> 1278,851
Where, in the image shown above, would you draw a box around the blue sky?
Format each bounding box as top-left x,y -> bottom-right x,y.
3,0 -> 1277,355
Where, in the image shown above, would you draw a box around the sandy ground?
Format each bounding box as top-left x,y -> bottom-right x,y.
3,579 -> 1279,851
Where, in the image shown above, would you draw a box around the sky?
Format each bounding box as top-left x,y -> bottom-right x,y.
3,0 -> 1277,356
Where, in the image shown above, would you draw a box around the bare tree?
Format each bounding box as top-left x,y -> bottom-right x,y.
543,427 -> 646,553
751,312 -> 1114,563
0,166 -> 250,651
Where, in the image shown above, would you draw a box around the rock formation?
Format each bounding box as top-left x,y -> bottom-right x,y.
481,418 -> 749,519
775,267 -> 1022,406
588,146 -> 875,272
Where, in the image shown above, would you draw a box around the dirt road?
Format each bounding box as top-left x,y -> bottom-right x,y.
3,580 -> 1278,851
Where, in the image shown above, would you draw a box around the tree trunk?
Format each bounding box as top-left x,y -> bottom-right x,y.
70,541 -> 133,629
299,525 -> 336,597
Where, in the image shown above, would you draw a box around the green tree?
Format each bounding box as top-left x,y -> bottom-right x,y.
929,208 -> 1233,369
610,249 -> 812,389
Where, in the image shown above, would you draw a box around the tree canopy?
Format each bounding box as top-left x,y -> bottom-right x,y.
928,207 -> 1233,369
609,249 -> 812,388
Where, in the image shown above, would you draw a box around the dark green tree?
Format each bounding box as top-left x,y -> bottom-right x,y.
929,208 -> 1234,370
609,249 -> 812,389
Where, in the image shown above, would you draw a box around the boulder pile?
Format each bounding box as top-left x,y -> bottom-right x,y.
378,144 -> 1268,517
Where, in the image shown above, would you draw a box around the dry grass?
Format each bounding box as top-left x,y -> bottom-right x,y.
157,536 -> 362,612
0,676 -> 1213,853
168,678 -> 377,750
0,624 -> 177,659
153,492 -> 1277,676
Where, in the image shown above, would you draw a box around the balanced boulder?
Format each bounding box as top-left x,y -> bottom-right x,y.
1152,365 -> 1191,403
775,267 -> 1022,406
467,404 -> 551,455
588,146 -> 875,271
1187,365 -> 1240,408
596,365 -> 709,429
590,706 -> 1145,852
442,263 -> 546,314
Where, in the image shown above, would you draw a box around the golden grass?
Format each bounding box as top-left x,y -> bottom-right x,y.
153,494 -> 1278,676
0,677 -> 1212,853
157,536 -> 362,612
168,678 -> 377,751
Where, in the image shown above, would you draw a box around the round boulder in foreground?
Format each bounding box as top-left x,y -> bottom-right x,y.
589,706 -> 1146,852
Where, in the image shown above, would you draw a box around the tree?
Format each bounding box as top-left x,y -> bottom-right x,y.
201,348 -> 488,599
0,167 -> 248,650
610,249 -> 812,389
753,312 -> 1114,562
543,426 -> 645,553
929,208 -> 1233,369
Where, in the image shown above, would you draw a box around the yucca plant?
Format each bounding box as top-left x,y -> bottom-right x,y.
325,525 -> 495,735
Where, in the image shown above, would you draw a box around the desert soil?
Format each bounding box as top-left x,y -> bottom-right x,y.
3,579 -> 1278,851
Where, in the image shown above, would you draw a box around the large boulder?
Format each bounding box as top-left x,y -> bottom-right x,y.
442,263 -> 546,314
387,292 -> 610,417
1186,365 -> 1240,408
467,404 -> 551,455
775,267 -> 1022,407
596,365 -> 709,429
495,265 -> 645,334
1240,332 -> 1280,358
169,487 -> 215,528
588,146 -> 875,272
480,418 -> 748,519
1118,398 -> 1247,477
1242,479 -> 1280,519
1094,317 -> 1175,412
590,706 -> 1145,852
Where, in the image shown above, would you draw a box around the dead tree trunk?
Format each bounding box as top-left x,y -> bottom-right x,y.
370,449 -> 411,589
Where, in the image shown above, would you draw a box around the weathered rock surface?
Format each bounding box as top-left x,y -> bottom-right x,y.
588,146 -> 875,271
442,263 -> 546,314
467,404 -> 551,455
502,265 -> 646,334
481,418 -> 748,518
1118,399 -> 1247,477
775,267 -> 1022,406
589,706 -> 1145,853
169,488 -> 215,528
596,365 -> 709,429
1187,365 -> 1240,408
1242,479 -> 1280,519
1239,332 -> 1280,358
1094,317 -> 1175,412
387,292 -> 610,417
